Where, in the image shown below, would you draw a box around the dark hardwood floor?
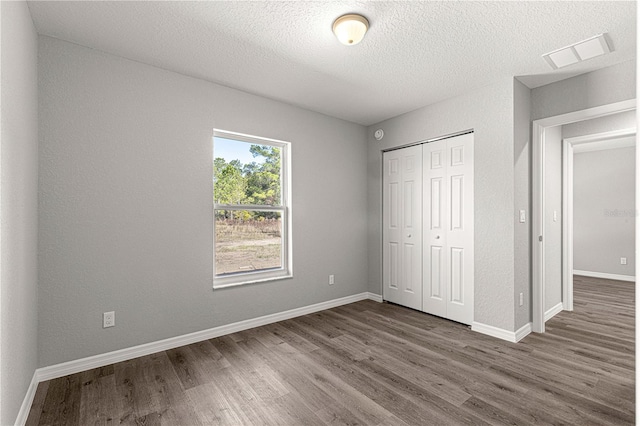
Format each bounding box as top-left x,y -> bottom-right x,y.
27,275 -> 634,425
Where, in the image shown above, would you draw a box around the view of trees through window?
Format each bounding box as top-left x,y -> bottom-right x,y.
213,137 -> 283,276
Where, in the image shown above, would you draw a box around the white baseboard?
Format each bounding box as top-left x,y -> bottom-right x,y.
544,302 -> 564,322
17,292 -> 379,425
14,371 -> 39,426
35,292 -> 378,384
573,270 -> 635,282
515,322 -> 532,342
367,292 -> 383,303
472,321 -> 531,343
471,322 -> 516,342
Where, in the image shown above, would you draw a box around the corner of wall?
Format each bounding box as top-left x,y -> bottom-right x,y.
365,125 -> 383,298
513,78 -> 532,330
1,1 -> 40,424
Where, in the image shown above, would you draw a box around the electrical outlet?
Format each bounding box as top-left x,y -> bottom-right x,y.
329,274 -> 335,285
519,293 -> 523,307
103,311 -> 115,328
621,257 -> 627,265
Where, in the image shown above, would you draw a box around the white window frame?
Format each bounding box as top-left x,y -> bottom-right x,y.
213,129 -> 292,289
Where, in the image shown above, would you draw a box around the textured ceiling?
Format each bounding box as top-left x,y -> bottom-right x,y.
27,1 -> 637,126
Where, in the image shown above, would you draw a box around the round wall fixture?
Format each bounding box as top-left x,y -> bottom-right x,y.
374,129 -> 384,141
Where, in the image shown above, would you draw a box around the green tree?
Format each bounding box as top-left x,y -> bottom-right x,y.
214,158 -> 246,219
245,145 -> 281,212
213,144 -> 282,220
213,157 -> 227,177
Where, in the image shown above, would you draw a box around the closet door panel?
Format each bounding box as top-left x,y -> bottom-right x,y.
423,141 -> 447,318
423,133 -> 474,325
444,134 -> 475,325
383,145 -> 422,310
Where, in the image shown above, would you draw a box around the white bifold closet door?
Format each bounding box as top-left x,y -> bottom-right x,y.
382,133 -> 474,325
382,145 -> 423,310
423,133 -> 474,325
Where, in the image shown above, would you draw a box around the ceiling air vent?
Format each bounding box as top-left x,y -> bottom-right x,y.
542,33 -> 612,70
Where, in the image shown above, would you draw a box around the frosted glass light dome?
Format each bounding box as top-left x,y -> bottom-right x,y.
333,14 -> 369,46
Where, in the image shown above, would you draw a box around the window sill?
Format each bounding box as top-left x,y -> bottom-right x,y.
213,270 -> 293,289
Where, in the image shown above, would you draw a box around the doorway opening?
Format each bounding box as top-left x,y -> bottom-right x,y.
562,128 -> 636,312
532,99 -> 636,333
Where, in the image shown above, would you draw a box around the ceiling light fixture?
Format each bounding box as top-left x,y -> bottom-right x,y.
333,14 -> 369,46
542,33 -> 612,70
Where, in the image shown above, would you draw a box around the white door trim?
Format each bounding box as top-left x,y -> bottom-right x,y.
561,138 -> 574,312
532,99 -> 636,333
562,128 -> 637,312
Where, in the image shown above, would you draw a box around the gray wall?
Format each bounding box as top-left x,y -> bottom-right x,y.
563,110 -> 636,139
532,60 -> 636,120
573,146 -> 636,276
1,2 -> 39,424
530,60 -> 636,319
514,79 -> 531,329
543,126 -> 563,312
367,79 -> 518,331
367,60 -> 636,334
38,36 -> 369,367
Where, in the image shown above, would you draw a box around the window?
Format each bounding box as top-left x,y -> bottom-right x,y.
213,130 -> 291,288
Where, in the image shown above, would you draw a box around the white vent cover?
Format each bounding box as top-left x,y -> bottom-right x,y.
542,33 -> 612,70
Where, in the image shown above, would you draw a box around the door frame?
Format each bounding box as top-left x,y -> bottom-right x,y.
562,128 -> 637,312
532,99 -> 636,333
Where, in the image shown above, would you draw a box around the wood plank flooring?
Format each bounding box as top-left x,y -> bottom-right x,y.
27,275 -> 634,425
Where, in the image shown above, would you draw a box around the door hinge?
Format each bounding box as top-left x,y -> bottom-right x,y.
539,235 -> 543,242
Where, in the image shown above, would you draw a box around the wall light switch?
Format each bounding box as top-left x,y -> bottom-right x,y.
553,210 -> 558,222
621,257 -> 627,265
519,210 -> 526,223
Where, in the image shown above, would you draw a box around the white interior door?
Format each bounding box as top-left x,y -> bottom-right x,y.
383,145 -> 423,310
423,133 -> 474,325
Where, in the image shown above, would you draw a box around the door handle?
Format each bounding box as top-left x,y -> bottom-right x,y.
407,234 -> 412,238
436,235 -> 441,239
